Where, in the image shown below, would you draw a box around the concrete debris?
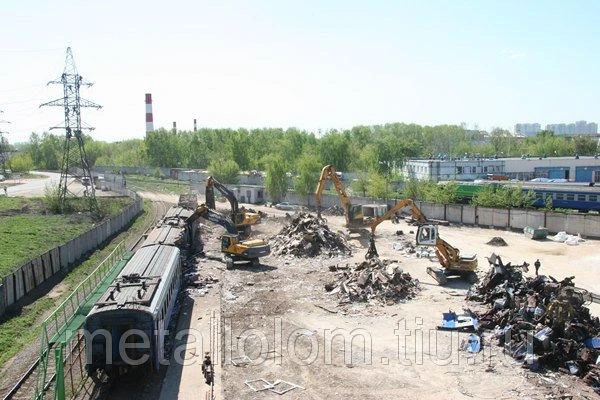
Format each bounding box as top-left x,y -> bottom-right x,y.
325,258 -> 419,305
467,255 -> 600,388
184,273 -> 219,288
271,212 -> 352,257
486,236 -> 508,247
392,242 -> 436,259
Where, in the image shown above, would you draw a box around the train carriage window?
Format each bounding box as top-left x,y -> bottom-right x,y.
589,195 -> 597,202
577,194 -> 586,201
566,194 -> 575,201
535,193 -> 543,200
555,193 -> 564,200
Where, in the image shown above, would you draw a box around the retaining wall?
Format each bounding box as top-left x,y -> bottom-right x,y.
0,194 -> 142,316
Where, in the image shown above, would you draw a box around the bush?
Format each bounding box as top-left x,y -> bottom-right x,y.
8,153 -> 33,173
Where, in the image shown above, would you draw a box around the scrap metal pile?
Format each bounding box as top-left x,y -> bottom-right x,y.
467,254 -> 600,390
271,213 -> 351,257
325,258 -> 419,305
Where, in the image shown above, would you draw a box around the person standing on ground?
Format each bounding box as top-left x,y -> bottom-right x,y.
534,259 -> 541,276
3,186 -> 7,196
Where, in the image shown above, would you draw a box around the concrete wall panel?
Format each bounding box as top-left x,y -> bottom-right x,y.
584,215 -> 600,238
446,205 -> 462,224
545,212 -> 567,235
492,209 -> 510,228
509,209 -> 527,230
51,248 -> 60,273
42,252 -> 52,280
4,275 -> 14,306
525,211 -> 545,229
32,258 -> 44,286
23,263 -> 35,293
462,206 -> 476,225
565,214 -> 587,236
477,207 -> 494,227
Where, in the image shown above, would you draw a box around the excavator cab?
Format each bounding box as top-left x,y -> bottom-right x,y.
416,225 -> 438,246
416,225 -> 478,285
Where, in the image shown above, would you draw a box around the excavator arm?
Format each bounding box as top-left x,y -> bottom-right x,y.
316,165 -> 360,227
206,176 -> 240,215
187,204 -> 238,235
368,199 -> 427,236
365,199 -> 428,259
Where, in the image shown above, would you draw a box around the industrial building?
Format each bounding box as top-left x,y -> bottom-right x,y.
402,158 -> 506,182
404,156 -> 600,183
502,156 -> 600,182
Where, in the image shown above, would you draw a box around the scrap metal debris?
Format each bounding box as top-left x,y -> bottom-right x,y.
486,236 -> 508,247
271,212 -> 351,257
467,254 -> 600,390
245,378 -> 304,395
325,258 -> 419,305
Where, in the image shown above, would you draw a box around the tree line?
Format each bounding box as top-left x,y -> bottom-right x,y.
10,124 -> 599,202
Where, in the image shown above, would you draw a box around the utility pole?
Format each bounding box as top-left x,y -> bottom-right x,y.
40,47 -> 102,213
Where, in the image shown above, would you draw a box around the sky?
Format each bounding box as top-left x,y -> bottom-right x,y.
0,0 -> 599,143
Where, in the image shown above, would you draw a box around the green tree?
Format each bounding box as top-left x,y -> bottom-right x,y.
351,172 -> 370,197
264,155 -> 288,202
294,154 -> 321,205
366,170 -> 391,199
208,159 -> 240,184
8,153 -> 33,173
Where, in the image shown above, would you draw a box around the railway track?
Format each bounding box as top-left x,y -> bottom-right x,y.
1,200 -> 171,400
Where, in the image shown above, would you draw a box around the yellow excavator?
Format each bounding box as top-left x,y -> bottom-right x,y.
315,165 -> 365,230
187,204 -> 270,269
205,176 -> 261,236
365,199 -> 478,285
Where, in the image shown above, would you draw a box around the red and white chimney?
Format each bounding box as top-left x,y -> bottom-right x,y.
145,93 -> 154,133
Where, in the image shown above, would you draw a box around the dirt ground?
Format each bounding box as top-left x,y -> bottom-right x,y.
159,202 -> 600,400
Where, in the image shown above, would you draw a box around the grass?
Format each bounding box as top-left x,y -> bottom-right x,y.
127,174 -> 190,195
0,200 -> 152,368
0,196 -> 134,277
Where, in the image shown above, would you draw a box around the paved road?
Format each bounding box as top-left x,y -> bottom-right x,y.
4,171 -> 59,197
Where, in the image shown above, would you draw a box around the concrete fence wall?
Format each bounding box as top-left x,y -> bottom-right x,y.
0,194 -> 143,317
411,201 -> 600,239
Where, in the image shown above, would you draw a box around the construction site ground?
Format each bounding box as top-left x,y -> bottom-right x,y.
149,199 -> 600,400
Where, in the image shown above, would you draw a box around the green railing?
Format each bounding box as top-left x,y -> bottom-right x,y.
33,242 -> 127,400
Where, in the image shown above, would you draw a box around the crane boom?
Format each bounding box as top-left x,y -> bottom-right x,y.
315,165 -> 363,228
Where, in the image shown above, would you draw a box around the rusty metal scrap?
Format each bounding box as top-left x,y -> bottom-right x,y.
325,258 -> 419,305
467,254 -> 600,390
271,213 -> 351,257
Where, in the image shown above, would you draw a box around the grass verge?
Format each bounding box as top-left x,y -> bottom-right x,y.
0,197 -> 133,276
0,200 -> 152,368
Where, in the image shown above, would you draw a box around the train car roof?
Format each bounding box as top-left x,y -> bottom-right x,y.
88,245 -> 179,314
142,225 -> 186,248
163,206 -> 194,221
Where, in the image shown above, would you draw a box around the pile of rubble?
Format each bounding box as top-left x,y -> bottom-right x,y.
322,205 -> 345,216
271,213 -> 351,257
486,236 -> 508,247
467,254 -> 600,390
325,258 -> 419,305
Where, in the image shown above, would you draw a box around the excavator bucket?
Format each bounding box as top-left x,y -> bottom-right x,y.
365,236 -> 379,259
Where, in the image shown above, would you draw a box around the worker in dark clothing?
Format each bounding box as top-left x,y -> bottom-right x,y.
534,259 -> 541,276
202,352 -> 213,385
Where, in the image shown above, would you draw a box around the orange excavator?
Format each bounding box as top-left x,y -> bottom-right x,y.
315,165 -> 365,230
365,199 -> 478,285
